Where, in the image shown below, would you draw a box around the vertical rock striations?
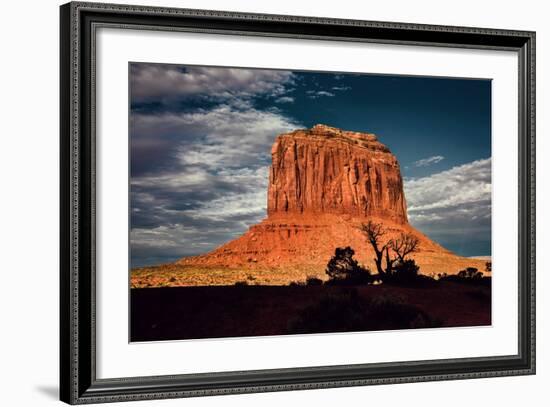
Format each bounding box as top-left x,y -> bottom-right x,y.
267,124 -> 408,223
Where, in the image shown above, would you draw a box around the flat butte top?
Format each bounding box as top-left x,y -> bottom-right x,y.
276,124 -> 391,154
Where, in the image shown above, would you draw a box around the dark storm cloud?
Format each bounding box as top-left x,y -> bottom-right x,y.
130,63 -> 295,102
130,100 -> 301,174
130,163 -> 274,264
131,165 -> 270,225
129,65 -> 301,266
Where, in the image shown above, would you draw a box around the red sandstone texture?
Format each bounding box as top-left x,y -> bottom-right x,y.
268,124 -> 407,223
177,125 -> 487,278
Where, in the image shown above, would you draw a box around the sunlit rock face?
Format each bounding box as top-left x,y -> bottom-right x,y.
267,124 -> 408,224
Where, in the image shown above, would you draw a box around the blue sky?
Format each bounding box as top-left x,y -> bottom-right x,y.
130,63 -> 491,268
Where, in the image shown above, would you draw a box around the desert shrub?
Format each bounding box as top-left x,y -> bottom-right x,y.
287,290 -> 441,334
381,259 -> 433,286
326,247 -> 359,279
306,276 -> 323,286
439,268 -> 490,286
325,247 -> 373,285
289,281 -> 306,287
393,259 -> 419,278
234,281 -> 248,287
458,267 -> 484,280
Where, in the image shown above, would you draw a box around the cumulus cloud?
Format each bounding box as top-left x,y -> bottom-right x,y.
404,158 -> 491,255
132,100 -> 300,172
413,155 -> 445,167
405,158 -> 491,213
131,63 -> 295,102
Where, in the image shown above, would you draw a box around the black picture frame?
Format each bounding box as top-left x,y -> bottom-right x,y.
60,1 -> 536,404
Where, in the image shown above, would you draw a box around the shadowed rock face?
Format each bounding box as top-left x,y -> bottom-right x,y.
176,125 -> 487,281
268,124 -> 408,224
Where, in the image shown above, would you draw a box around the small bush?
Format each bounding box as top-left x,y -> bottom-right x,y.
306,276 -> 323,286
439,268 -> 490,286
325,247 -> 373,285
234,281 -> 248,287
382,259 -> 433,286
457,267 -> 484,280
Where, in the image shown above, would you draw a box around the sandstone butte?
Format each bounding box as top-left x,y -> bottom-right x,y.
174,124 -> 488,284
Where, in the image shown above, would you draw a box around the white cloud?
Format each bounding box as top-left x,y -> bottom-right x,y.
413,155 -> 445,167
275,96 -> 294,103
188,186 -> 268,221
132,100 -> 300,168
131,64 -> 295,101
131,167 -> 211,189
404,158 -> 491,251
332,86 -> 351,91
306,90 -> 335,99
133,166 -> 269,217
405,158 -> 491,213
181,103 -> 299,168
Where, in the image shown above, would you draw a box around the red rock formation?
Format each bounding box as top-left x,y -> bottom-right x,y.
176,125 -> 487,283
268,124 -> 408,223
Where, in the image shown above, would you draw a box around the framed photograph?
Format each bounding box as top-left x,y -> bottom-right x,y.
60,1 -> 535,404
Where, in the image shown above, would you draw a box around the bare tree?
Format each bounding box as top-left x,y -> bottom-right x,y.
360,221 -> 389,276
360,223 -> 420,276
384,246 -> 397,274
390,233 -> 419,263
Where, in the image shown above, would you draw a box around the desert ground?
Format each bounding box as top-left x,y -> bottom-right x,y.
131,280 -> 491,341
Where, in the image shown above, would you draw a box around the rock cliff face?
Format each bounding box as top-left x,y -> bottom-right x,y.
176,125 -> 487,283
268,124 -> 408,223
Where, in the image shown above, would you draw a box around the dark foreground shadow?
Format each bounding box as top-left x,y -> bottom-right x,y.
130,282 -> 491,342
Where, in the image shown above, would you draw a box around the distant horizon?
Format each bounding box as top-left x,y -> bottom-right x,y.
130,63 -> 491,268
